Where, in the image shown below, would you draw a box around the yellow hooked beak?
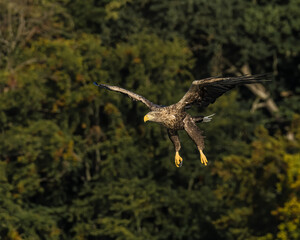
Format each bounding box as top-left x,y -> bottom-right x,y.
144,115 -> 150,122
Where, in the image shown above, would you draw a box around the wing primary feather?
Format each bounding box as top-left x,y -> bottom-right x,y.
193,73 -> 271,86
93,82 -> 111,90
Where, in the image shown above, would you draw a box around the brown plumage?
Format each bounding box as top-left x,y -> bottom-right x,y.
94,74 -> 269,167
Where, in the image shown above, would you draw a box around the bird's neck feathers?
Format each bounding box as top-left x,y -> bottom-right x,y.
144,111 -> 163,123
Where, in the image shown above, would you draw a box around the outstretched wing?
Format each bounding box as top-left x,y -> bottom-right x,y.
176,74 -> 270,110
94,82 -> 158,110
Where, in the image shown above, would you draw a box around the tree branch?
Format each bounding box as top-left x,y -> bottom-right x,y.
241,64 -> 279,116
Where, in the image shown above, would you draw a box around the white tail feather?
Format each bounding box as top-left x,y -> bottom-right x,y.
203,113 -> 215,122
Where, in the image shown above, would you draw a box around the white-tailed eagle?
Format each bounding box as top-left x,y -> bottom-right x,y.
94,74 -> 268,167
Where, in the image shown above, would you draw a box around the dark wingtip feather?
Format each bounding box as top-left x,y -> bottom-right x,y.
226,73 -> 272,85
242,73 -> 273,82
93,82 -> 109,90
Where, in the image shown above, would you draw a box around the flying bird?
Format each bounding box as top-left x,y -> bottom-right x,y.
94,74 -> 268,167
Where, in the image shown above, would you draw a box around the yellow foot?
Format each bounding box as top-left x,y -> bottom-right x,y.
200,150 -> 208,166
175,151 -> 183,167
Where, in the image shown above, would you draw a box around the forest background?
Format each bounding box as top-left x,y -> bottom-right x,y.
0,0 -> 299,239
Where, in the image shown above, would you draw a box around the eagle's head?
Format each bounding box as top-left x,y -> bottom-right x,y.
144,111 -> 163,123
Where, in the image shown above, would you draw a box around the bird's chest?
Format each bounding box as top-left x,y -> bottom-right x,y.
161,113 -> 185,130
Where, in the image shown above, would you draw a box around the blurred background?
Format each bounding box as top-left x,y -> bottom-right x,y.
0,0 -> 299,239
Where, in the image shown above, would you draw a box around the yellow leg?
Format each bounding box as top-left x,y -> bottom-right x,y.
200,150 -> 208,166
175,151 -> 183,167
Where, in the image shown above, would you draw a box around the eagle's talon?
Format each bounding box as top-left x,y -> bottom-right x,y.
175,152 -> 183,167
178,160 -> 183,167
200,150 -> 208,166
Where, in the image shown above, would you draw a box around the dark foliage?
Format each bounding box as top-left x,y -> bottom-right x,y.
0,0 -> 299,239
